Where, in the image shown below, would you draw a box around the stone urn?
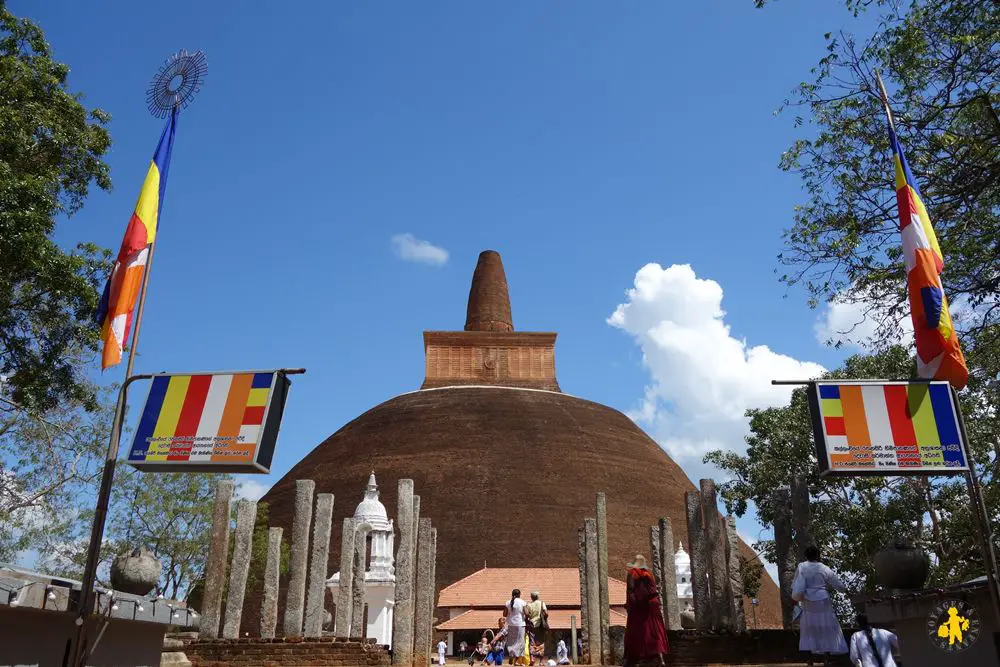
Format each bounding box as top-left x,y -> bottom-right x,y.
680,607 -> 696,629
873,541 -> 929,590
186,580 -> 204,613
110,546 -> 161,596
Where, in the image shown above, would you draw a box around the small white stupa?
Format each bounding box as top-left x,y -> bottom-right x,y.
327,473 -> 396,646
674,541 -> 693,609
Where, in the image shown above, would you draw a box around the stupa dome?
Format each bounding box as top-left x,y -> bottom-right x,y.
353,472 -> 391,532
258,250 -> 782,632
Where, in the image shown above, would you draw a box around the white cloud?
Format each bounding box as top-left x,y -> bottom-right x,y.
391,234 -> 449,266
814,293 -> 912,352
608,263 -> 826,469
235,478 -> 270,502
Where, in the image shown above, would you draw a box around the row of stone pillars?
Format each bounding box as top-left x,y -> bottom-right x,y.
196,477 -> 438,667
576,492 -> 610,665
685,479 -> 747,633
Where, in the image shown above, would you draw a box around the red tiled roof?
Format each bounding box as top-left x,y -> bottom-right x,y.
436,568 -> 626,608
437,608 -> 627,631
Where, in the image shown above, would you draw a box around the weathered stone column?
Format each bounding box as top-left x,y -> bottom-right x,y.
222,499 -> 257,639
304,493 -> 334,638
725,516 -> 747,633
595,493 -> 610,666
658,517 -> 682,630
577,527 -> 589,655
685,491 -> 712,630
428,526 -> 438,629
410,493 -> 420,654
351,527 -> 369,637
772,487 -> 796,628
260,527 -> 283,639
392,479 -> 415,666
583,518 -> 602,665
284,479 -> 315,637
701,480 -> 731,630
649,523 -> 664,625
336,518 -> 357,637
199,480 -> 233,639
413,518 -> 434,667
791,476 -> 811,560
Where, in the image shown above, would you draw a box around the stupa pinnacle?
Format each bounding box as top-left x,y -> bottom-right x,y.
464,250 -> 514,333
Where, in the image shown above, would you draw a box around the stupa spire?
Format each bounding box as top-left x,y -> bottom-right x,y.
465,250 -> 513,333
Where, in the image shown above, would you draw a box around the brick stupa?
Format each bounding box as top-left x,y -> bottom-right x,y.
253,250 -> 783,635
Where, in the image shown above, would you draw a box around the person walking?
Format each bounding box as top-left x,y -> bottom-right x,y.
622,554 -> 668,667
524,592 -> 549,645
848,614 -> 898,667
438,639 -> 448,665
792,545 -> 849,666
460,641 -> 469,661
503,589 -> 528,666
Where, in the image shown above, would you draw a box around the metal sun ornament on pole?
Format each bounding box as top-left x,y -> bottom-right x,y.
68,50 -> 207,667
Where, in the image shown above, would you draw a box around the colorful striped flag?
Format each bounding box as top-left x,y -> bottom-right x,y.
888,125 -> 968,389
129,372 -> 276,465
96,109 -> 177,370
815,382 -> 966,473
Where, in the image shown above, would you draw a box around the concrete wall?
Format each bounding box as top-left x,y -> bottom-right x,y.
0,606 -> 165,667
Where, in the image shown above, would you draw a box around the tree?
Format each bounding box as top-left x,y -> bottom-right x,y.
773,0 -> 999,367
0,375 -> 111,562
705,346 -> 995,596
0,2 -> 112,412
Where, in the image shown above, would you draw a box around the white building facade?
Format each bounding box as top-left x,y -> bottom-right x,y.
327,473 -> 396,647
675,542 -> 693,611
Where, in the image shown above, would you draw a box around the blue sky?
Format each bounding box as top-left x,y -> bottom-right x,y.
19,2 -> 885,563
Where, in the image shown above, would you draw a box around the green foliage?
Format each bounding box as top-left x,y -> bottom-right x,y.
706,346 -> 996,595
775,0 -> 1000,365
0,2 -> 112,411
740,553 -> 765,599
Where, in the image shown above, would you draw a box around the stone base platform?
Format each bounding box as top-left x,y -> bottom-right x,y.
176,636 -> 389,667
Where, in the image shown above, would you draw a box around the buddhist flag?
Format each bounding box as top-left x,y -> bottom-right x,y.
96,108 -> 177,370
888,125 -> 968,389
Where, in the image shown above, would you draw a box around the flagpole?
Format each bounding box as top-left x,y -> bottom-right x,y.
875,68 -> 1000,624
69,118 -> 168,667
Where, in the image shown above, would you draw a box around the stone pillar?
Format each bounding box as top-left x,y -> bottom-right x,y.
304,493 -> 334,638
658,517 -> 682,630
413,518 -> 434,667
583,518 -> 601,665
352,528 -> 368,637
222,499 -> 257,639
260,527 -> 283,639
429,526 -> 438,631
392,479 -> 415,666
570,615 -> 578,664
577,528 -> 588,655
410,494 -> 420,653
725,516 -> 747,633
701,480 -> 731,630
199,480 -> 233,639
791,476 -> 811,560
649,523 -> 664,625
685,491 -> 712,630
772,487 -> 796,629
336,518 -> 357,637
284,479 -> 315,637
595,493 -> 610,666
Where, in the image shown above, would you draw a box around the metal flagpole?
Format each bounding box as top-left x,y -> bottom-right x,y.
68,48 -> 207,665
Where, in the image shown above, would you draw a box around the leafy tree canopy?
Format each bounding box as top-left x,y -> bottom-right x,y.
774,0 -> 999,368
0,2 -> 111,411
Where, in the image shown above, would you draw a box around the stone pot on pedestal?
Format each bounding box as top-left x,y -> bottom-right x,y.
873,541 -> 929,590
680,607 -> 696,629
110,546 -> 162,596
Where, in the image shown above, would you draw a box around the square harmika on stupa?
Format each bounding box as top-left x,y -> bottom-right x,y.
252,250 -> 782,634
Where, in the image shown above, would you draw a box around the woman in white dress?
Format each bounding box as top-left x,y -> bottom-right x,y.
848,614 -> 898,667
792,545 -> 848,666
504,589 -> 528,665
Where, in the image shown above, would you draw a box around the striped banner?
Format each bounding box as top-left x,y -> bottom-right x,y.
127,371 -> 290,473
809,381 -> 968,475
